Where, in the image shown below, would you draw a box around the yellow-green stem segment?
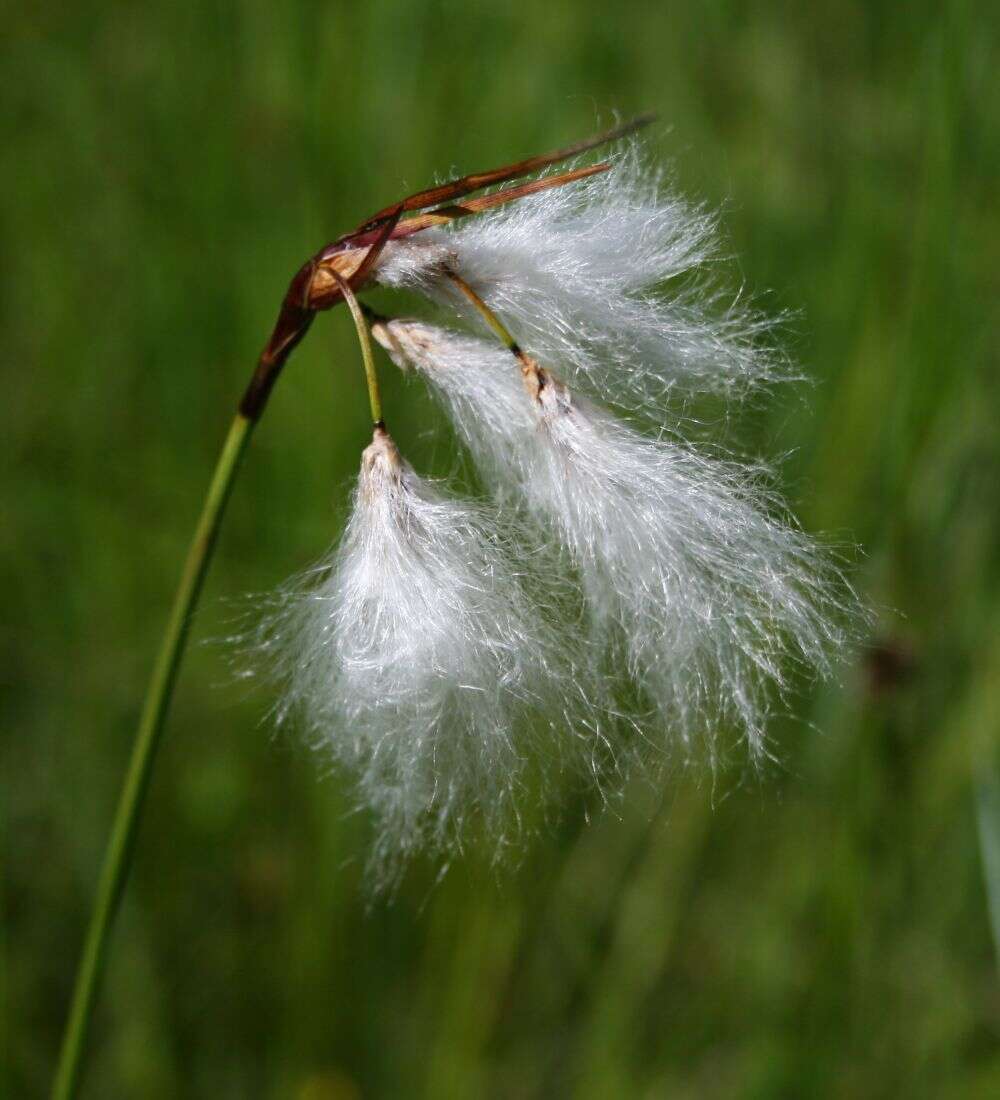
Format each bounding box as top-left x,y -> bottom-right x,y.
52,412 -> 254,1100
334,273 -> 383,426
445,267 -> 524,356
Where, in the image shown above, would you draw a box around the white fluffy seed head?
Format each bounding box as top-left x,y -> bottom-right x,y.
374,143 -> 789,413
254,426 -> 571,887
374,319 -> 861,766
251,133 -> 868,879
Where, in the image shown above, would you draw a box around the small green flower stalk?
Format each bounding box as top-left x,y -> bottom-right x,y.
53,116 -> 864,1097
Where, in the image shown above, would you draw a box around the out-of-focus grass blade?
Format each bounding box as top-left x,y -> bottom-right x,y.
975,765 -> 1000,974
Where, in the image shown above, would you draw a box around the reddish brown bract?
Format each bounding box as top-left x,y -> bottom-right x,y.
238,116 -> 653,420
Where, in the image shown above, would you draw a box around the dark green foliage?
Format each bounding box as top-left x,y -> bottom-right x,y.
3,2 -> 998,1095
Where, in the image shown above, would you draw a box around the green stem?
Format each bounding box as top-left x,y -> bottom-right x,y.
334,273 -> 383,426
52,412 -> 254,1100
444,267 -> 523,355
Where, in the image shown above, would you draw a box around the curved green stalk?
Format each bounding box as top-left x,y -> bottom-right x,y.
444,267 -> 523,355
52,412 -> 254,1100
334,273 -> 383,427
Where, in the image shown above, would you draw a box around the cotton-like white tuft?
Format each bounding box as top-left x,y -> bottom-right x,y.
375,144 -> 787,412
373,318 -> 857,765
249,132 -> 868,879
255,426 -> 566,884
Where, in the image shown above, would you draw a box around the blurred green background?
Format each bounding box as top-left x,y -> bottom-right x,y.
4,1 -> 999,1096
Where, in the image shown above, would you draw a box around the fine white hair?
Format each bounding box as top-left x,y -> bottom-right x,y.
375,144 -> 787,413
250,130 -> 868,881
373,319 -> 856,765
254,427 -> 566,884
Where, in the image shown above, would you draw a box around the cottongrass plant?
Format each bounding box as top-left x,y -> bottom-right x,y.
257,426 -> 568,879
54,116 -> 865,1098
371,319 -> 851,767
252,131 -> 863,874
375,144 -> 789,411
